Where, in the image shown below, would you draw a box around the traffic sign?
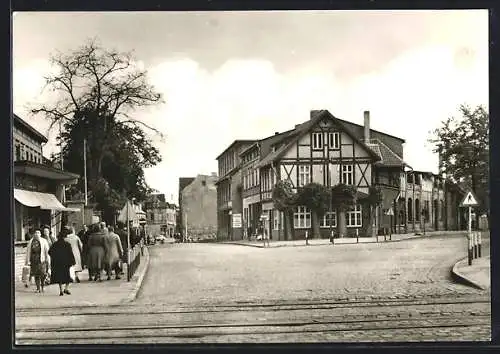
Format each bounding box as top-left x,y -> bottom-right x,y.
385,208 -> 394,216
460,190 -> 479,207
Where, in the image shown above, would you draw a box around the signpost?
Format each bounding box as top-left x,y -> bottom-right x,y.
459,190 -> 479,266
385,208 -> 394,241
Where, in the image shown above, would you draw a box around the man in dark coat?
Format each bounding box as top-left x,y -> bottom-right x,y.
48,227 -> 75,296
86,223 -> 107,281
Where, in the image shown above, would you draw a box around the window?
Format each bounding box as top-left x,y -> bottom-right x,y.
274,211 -> 280,230
298,165 -> 310,187
342,164 -> 354,185
408,198 -> 413,222
415,199 -> 420,222
346,205 -> 362,227
312,132 -> 323,150
328,132 -> 340,149
294,206 -> 311,229
202,180 -> 206,187
320,211 -> 337,228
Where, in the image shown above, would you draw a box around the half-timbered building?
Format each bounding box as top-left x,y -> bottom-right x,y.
217,109 -> 465,241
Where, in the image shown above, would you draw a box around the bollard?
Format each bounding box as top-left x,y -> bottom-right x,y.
384,228 -> 387,242
477,232 -> 481,257
330,230 -> 334,245
356,228 -> 359,243
305,231 -> 309,246
468,234 -> 473,266
473,232 -> 478,259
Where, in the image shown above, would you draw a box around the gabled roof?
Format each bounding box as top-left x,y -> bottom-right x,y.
256,110 -> 381,168
13,114 -> 48,143
178,177 -> 195,193
367,139 -> 407,167
215,140 -> 257,160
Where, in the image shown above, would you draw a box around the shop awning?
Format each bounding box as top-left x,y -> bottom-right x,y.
14,189 -> 80,212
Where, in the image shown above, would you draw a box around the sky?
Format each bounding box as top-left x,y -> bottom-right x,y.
12,10 -> 488,202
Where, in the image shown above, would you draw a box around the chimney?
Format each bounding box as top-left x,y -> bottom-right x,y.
275,132 -> 279,135
363,111 -> 370,143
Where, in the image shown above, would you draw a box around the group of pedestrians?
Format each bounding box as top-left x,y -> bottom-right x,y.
24,221 -> 126,296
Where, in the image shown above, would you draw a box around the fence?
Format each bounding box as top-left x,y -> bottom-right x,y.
127,241 -> 144,281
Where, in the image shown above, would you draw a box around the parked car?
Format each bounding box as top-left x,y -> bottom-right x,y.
155,234 -> 167,244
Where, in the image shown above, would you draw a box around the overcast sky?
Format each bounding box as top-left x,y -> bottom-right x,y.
12,10 -> 488,202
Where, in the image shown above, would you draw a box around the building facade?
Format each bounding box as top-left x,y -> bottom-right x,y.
215,140 -> 257,241
13,114 -> 81,243
216,109 -> 465,241
178,174 -> 218,240
145,194 -> 177,237
13,114 -> 81,283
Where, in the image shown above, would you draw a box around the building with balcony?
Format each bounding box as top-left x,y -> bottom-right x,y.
216,109 -> 464,241
178,174 -> 218,240
215,140 -> 257,241
13,113 -> 81,283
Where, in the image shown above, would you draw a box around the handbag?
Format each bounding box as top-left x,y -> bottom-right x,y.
69,266 -> 76,282
22,265 -> 30,284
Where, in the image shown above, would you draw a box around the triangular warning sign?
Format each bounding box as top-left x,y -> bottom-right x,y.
460,190 -> 479,207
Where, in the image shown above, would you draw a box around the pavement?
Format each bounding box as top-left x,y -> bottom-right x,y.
14,245 -> 150,310
221,230 -> 469,248
452,255 -> 491,290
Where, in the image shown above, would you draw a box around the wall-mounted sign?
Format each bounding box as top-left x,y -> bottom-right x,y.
232,213 -> 242,228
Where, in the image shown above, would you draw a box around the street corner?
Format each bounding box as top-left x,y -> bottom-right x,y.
451,256 -> 490,290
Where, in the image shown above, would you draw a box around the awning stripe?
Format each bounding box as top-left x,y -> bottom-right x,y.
14,189 -> 80,212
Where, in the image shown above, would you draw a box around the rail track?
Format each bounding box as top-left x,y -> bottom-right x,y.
15,295 -> 491,344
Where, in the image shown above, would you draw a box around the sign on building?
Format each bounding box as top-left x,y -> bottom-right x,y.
232,213 -> 242,228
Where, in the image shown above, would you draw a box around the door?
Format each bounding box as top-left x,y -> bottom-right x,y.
433,200 -> 439,230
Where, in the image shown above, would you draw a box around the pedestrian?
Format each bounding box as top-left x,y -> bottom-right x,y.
25,228 -> 50,293
42,225 -> 54,247
78,224 -> 89,268
49,227 -> 76,296
65,225 -> 83,283
263,228 -> 270,248
103,226 -> 124,280
86,223 -> 106,281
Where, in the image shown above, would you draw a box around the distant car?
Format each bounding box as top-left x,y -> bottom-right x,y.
155,235 -> 167,243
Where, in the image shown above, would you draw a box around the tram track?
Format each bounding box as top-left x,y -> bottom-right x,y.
15,295 -> 491,344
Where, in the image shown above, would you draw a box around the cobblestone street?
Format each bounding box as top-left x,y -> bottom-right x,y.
137,233 -> 489,306
16,233 -> 490,344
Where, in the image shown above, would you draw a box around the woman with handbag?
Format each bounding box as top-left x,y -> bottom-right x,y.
24,228 -> 50,293
49,227 -> 76,296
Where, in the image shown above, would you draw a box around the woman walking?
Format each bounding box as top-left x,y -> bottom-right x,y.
86,223 -> 106,281
65,225 -> 83,283
49,227 -> 76,296
25,229 -> 50,293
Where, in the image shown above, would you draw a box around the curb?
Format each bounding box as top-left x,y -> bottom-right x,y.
124,245 -> 150,303
222,232 -> 469,249
451,256 -> 487,290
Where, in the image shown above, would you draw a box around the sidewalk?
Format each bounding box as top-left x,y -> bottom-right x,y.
14,246 -> 150,310
452,255 -> 491,290
221,230 -> 469,248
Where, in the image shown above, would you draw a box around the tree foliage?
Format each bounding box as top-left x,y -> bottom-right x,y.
30,39 -> 164,223
429,104 -> 489,214
298,183 -> 331,216
272,179 -> 298,211
331,183 -> 357,211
